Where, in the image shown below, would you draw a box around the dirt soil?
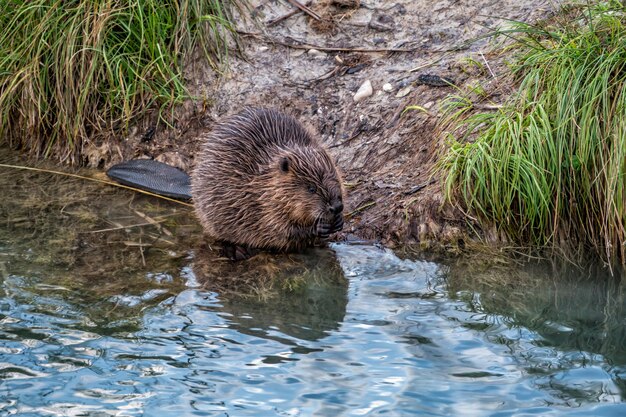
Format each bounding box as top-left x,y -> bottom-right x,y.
94,0 -> 560,250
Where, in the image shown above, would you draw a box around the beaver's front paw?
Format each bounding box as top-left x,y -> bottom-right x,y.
331,215 -> 343,233
315,215 -> 344,238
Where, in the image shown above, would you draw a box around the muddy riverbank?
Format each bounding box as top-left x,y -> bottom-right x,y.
80,0 -> 559,250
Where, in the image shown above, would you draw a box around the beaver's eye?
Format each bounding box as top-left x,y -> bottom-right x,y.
307,184 -> 317,194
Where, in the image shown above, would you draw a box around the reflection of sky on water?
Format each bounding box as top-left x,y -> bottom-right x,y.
331,244 -> 625,416
0,201 -> 626,416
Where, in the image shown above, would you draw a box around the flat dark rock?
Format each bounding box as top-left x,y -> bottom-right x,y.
106,159 -> 192,201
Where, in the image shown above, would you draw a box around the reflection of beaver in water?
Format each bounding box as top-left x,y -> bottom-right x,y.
191,107 -> 345,259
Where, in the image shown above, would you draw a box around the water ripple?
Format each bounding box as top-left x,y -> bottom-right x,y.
1,242 -> 626,416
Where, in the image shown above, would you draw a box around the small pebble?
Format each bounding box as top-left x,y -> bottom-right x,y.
369,13 -> 394,32
307,48 -> 327,59
382,83 -> 393,92
395,86 -> 412,98
258,46 -> 269,52
353,80 -> 373,102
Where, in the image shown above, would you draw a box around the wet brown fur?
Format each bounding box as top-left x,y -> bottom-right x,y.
191,108 -> 345,252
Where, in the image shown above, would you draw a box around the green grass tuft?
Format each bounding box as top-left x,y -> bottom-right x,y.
0,0 -> 245,164
440,1 -> 626,263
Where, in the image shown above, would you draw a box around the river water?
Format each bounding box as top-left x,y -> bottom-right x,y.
1,162 -> 626,416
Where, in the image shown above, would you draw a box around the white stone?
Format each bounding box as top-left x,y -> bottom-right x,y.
395,86 -> 412,98
353,80 -> 373,102
307,48 -> 327,59
382,83 -> 393,92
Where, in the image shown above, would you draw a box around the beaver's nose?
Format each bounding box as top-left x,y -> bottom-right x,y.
330,201 -> 343,215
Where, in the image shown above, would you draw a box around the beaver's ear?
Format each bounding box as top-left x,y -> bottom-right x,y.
279,157 -> 290,173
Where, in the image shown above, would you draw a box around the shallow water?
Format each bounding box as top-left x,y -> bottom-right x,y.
2,161 -> 626,416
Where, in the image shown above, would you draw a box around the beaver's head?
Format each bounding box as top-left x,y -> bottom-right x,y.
264,145 -> 344,238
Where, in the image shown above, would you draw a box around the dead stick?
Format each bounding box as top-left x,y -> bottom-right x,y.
285,0 -> 321,20
267,9 -> 300,26
347,201 -> 376,218
237,31 -> 472,54
86,221 -> 167,234
262,36 -> 467,54
267,0 -> 312,26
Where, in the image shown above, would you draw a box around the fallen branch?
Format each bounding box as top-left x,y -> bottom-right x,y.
237,32 -> 470,54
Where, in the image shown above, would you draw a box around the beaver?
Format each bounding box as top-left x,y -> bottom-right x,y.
191,107 -> 345,259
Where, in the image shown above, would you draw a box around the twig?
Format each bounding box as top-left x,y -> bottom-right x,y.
409,54 -> 450,72
138,236 -> 146,267
86,220 -> 167,234
404,179 -> 436,195
134,210 -> 173,237
267,0 -> 312,26
252,34 -> 469,54
480,50 -> 496,79
328,125 -> 366,148
238,31 -> 469,53
123,241 -> 153,247
307,67 -> 341,83
347,201 -> 376,218
286,0 -> 321,20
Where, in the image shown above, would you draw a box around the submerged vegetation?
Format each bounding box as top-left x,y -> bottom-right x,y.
441,1 -> 626,264
0,0 -> 244,164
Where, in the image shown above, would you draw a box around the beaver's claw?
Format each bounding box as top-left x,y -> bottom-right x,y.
315,215 -> 344,238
